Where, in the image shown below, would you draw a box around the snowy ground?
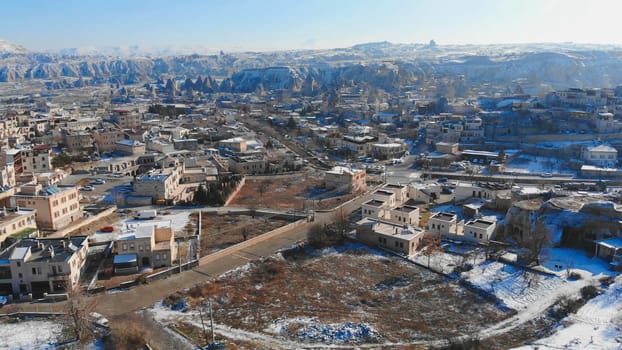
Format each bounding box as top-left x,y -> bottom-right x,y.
0,319 -> 64,350
505,155 -> 570,175
513,275 -> 622,350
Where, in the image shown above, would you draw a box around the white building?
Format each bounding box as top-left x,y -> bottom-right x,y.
582,144 -> 618,168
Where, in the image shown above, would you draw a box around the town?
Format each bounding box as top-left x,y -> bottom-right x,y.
0,20 -> 621,348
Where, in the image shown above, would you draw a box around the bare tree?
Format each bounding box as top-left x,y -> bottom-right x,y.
420,233 -> 442,269
520,219 -> 551,265
65,283 -> 97,343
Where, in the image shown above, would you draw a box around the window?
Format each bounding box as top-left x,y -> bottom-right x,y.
378,237 -> 382,243
139,245 -> 144,252
32,267 -> 36,274
129,243 -> 134,250
163,254 -> 167,260
155,254 -> 160,261
17,262 -> 21,267
122,243 -> 128,251
18,273 -> 22,278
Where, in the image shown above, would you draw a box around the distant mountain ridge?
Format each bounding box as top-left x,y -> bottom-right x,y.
1,39 -> 622,94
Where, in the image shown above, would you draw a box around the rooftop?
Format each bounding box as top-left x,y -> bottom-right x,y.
466,219 -> 495,229
431,212 -> 457,221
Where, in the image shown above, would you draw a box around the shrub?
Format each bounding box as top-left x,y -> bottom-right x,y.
580,285 -> 600,300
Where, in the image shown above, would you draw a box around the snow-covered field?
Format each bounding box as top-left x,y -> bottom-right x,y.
505,155 -> 568,174
513,276 -> 622,350
0,319 -> 64,350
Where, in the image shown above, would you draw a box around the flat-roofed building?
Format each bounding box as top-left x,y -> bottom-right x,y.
428,211 -> 463,238
356,218 -> 425,256
10,184 -> 81,230
0,208 -> 37,247
387,205 -> 420,227
0,236 -> 89,298
464,219 -> 496,243
325,166 -> 367,194
113,224 -> 177,274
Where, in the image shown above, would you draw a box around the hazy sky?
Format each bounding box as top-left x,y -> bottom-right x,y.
3,0 -> 621,51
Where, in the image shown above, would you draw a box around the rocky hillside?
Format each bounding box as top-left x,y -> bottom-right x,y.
1,40 -> 622,93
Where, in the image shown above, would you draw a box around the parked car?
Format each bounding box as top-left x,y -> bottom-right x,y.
80,185 -> 94,191
100,226 -> 115,232
540,172 -> 553,178
437,177 -> 448,183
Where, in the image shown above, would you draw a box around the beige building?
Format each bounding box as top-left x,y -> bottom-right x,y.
21,145 -> 53,174
436,142 -> 459,155
93,129 -> 125,153
464,219 -> 496,243
218,137 -> 247,153
0,208 -> 37,247
114,139 -> 146,155
428,212 -> 463,238
325,166 -> 367,194
10,184 -> 81,230
62,130 -> 95,153
113,110 -> 142,130
132,166 -> 184,203
582,144 -> 618,168
0,236 -> 89,298
113,224 -> 177,273
228,155 -> 267,174
356,218 -> 425,256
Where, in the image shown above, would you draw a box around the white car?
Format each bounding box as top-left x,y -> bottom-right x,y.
81,185 -> 95,191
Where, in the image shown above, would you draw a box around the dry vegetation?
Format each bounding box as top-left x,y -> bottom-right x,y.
199,213 -> 291,254
176,246 -> 512,348
228,172 -> 354,211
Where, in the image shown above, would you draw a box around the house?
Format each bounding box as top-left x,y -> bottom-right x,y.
427,212 -> 463,238
463,219 -> 497,243
10,184 -> 81,230
0,236 -> 89,298
381,184 -> 409,205
356,218 -> 425,256
582,144 -> 618,168
436,142 -> 459,155
113,224 -> 177,274
325,166 -> 367,194
594,237 -> 622,271
370,189 -> 397,208
132,166 -> 187,204
361,199 -> 386,220
114,139 -> 146,156
0,208 -> 37,248
93,129 -> 125,153
387,205 -> 420,227
20,145 -> 53,174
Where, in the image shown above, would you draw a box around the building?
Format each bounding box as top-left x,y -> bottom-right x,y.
114,139 -> 146,156
113,110 -> 141,130
113,224 -> 177,274
387,205 -> 420,227
10,184 -> 81,230
463,219 -> 497,243
0,208 -> 37,248
324,166 -> 367,194
62,130 -> 95,153
0,236 -> 89,297
435,142 -> 459,155
20,145 -> 53,174
132,166 -> 185,204
93,129 -> 125,153
361,199 -> 387,220
356,218 -> 425,256
218,137 -> 247,153
427,212 -> 463,238
582,144 -> 618,168
228,155 -> 267,174
595,112 -> 622,134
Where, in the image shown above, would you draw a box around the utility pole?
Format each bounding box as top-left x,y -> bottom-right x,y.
178,239 -> 182,273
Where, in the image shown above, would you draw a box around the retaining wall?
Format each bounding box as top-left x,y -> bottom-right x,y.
198,219 -> 308,266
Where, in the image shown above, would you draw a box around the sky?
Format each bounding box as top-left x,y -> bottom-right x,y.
3,0 -> 622,52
